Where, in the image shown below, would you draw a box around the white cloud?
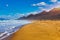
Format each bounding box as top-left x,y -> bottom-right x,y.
26,11 -> 41,16
32,2 -> 46,6
29,1 -> 60,15
51,0 -> 58,2
32,4 -> 36,6
33,1 -> 60,12
38,2 -> 46,5
0,13 -> 25,19
27,12 -> 38,15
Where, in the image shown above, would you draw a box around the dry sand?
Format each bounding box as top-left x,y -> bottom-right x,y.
10,20 -> 60,40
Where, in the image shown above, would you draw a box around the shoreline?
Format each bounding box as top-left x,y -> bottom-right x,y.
10,20 -> 60,40
2,20 -> 60,40
1,22 -> 32,40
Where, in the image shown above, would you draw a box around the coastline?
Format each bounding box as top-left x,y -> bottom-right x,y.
2,20 -> 60,40
10,20 -> 60,40
2,22 -> 32,40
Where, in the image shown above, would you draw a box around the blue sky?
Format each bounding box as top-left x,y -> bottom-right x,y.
0,0 -> 60,19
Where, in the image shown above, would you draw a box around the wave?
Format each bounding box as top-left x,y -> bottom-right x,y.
0,20 -> 31,40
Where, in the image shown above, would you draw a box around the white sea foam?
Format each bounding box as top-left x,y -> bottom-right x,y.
0,20 -> 31,40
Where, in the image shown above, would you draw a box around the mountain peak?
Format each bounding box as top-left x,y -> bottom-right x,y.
51,8 -> 60,11
48,8 -> 60,15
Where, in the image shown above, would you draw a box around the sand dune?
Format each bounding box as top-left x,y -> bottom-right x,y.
10,20 -> 60,40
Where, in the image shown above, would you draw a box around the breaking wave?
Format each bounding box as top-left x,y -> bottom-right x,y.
0,20 -> 31,40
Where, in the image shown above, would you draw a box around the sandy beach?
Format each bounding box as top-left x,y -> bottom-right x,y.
10,20 -> 60,40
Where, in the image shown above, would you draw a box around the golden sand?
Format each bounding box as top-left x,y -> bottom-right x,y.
11,20 -> 60,40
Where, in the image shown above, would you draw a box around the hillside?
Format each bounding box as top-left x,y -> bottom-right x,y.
19,8 -> 60,20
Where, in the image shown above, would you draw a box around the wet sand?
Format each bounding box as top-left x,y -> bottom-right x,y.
2,34 -> 12,40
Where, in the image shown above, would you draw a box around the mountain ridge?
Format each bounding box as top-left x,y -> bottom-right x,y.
18,8 -> 60,20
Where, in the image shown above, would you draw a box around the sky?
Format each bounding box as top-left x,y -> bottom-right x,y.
0,0 -> 60,19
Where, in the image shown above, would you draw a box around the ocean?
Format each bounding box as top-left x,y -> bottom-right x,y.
0,20 -> 31,40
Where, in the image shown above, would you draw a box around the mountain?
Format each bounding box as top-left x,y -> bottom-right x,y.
19,8 -> 60,20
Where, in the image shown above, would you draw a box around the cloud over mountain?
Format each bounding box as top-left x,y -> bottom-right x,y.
32,0 -> 60,12
19,8 -> 60,20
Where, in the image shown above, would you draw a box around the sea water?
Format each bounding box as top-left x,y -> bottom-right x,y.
0,20 -> 31,40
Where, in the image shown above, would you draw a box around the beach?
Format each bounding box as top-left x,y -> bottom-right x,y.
0,0 -> 60,40
10,20 -> 60,40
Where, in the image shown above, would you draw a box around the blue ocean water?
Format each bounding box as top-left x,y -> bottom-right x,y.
0,20 -> 31,40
